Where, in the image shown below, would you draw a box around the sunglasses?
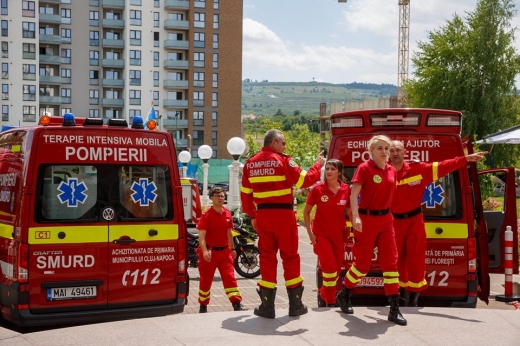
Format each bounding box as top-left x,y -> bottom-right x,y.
275,139 -> 286,146
213,195 -> 226,198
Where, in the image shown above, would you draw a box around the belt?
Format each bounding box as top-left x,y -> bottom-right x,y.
358,208 -> 390,216
257,203 -> 294,210
392,207 -> 423,219
207,245 -> 229,251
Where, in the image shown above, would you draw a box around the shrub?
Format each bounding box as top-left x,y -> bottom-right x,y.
482,197 -> 503,211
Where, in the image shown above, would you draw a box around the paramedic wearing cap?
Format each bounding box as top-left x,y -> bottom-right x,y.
196,187 -> 247,313
336,135 -> 407,326
241,129 -> 325,318
389,140 -> 487,307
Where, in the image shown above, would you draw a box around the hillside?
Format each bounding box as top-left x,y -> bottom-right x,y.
242,81 -> 397,116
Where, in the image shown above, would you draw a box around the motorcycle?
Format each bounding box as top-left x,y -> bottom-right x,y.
187,217 -> 261,279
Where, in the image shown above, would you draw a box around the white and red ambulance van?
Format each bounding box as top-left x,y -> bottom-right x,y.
318,108 -> 518,307
0,114 -> 189,326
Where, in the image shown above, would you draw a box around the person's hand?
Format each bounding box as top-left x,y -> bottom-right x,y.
203,250 -> 212,262
251,218 -> 257,230
352,216 -> 362,232
307,231 -> 316,245
466,151 -> 488,162
230,249 -> 237,260
315,150 -> 326,166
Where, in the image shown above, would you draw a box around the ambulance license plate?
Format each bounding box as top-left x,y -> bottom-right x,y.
47,286 -> 97,301
359,277 -> 384,287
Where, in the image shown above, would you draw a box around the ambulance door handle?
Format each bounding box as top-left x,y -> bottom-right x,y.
113,236 -> 136,245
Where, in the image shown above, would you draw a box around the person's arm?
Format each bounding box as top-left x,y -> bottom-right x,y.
198,230 -> 211,262
303,203 -> 316,245
240,173 -> 257,219
289,151 -> 326,189
350,183 -> 362,232
227,227 -> 237,260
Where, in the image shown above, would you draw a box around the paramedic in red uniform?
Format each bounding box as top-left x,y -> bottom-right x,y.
389,140 -> 487,306
196,187 -> 247,313
241,129 -> 325,318
336,134 -> 407,326
303,159 -> 351,306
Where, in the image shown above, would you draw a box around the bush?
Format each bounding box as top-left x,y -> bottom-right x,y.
482,197 -> 503,211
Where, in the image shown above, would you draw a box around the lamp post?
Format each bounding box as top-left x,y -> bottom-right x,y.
178,150 -> 191,178
198,144 -> 212,207
227,137 -> 246,211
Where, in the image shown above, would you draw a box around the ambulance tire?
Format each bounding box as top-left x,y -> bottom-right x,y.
234,245 -> 260,279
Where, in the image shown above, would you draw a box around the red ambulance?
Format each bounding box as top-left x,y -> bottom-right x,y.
318,108 -> 518,307
0,114 -> 189,326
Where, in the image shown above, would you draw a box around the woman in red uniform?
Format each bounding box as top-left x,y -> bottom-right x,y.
336,135 -> 407,326
304,159 -> 351,307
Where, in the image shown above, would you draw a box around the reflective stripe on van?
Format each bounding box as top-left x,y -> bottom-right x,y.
425,222 -> 468,238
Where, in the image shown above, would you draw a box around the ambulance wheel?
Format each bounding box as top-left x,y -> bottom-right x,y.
317,293 -> 326,307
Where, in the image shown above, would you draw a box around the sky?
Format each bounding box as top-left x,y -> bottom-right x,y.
242,0 -> 520,85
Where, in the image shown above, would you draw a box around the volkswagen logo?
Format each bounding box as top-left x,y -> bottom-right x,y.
103,207 -> 115,221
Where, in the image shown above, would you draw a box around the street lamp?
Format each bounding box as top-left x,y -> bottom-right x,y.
227,137 -> 246,211
198,144 -> 213,207
178,150 -> 191,178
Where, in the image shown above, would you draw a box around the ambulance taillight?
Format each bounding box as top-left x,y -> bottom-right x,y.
16,243 -> 29,282
468,238 -> 477,272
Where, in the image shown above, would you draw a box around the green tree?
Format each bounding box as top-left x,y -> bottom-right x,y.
285,124 -> 320,167
404,0 -> 520,166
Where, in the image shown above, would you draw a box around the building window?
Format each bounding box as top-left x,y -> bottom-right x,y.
130,30 -> 141,45
58,108 -> 70,116
212,111 -> 217,126
129,109 -> 141,121
105,109 -> 121,119
89,89 -> 99,105
89,70 -> 99,85
130,0 -> 142,5
153,51 -> 159,67
193,111 -> 204,126
61,48 -> 71,64
129,90 -> 141,105
213,14 -> 219,29
61,68 -> 71,83
214,0 -> 219,10
22,1 -> 36,17
89,109 -> 99,118
130,10 -> 141,26
153,71 -> 159,87
23,43 -> 35,59
211,131 -> 217,146
212,92 -> 218,107
89,30 -> 99,46
105,51 -> 121,60
194,0 -> 205,9
105,31 -> 121,40
1,62 -> 7,79
22,22 -> 35,38
1,20 -> 7,37
1,105 -> 8,121
23,106 -> 36,122
105,90 -> 120,99
193,130 -> 204,146
154,0 -> 159,8
23,64 -> 36,80
153,32 -> 159,47
1,41 -> 6,58
194,72 -> 204,87
194,52 -> 205,67
154,12 -> 159,28
89,11 -> 99,26
129,50 -> 141,65
89,50 -> 99,66
39,6 -> 53,14
1,83 -> 7,100
213,34 -> 218,49
23,85 -> 36,101
212,73 -> 218,88
61,28 -> 71,43
194,13 -> 205,28
61,8 -> 71,24
130,70 -> 141,85
61,88 -> 71,100
105,12 -> 120,20
153,91 -> 159,106
105,70 -> 120,80
213,53 -> 218,68
1,0 -> 6,16
194,32 -> 205,48
193,91 -> 204,107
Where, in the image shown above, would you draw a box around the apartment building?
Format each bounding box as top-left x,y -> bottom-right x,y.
0,0 -> 243,158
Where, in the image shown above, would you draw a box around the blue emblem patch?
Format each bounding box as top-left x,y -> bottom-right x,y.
422,182 -> 445,208
130,178 -> 158,206
57,178 -> 88,207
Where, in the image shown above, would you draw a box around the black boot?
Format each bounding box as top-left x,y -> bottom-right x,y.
336,287 -> 354,314
408,292 -> 420,307
232,301 -> 248,311
199,305 -> 207,313
399,287 -> 410,307
388,295 -> 407,326
287,286 -> 308,316
254,287 -> 276,318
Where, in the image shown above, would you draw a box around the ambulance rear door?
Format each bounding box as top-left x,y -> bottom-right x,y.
106,129 -> 179,307
28,128 -> 110,312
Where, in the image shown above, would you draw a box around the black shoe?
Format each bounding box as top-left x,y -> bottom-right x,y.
388,295 -> 407,326
287,286 -> 308,316
399,287 -> 410,307
336,287 -> 354,314
199,305 -> 208,313
408,292 -> 420,307
232,301 -> 248,311
254,288 -> 276,318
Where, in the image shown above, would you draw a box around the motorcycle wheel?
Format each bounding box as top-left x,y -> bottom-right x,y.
234,245 -> 261,278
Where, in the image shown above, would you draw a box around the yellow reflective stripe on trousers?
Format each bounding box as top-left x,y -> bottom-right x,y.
322,279 -> 338,287
397,174 -> 423,186
285,276 -> 303,287
322,271 -> 337,279
399,280 -> 409,287
432,162 -> 439,181
425,223 -> 468,238
295,170 -> 308,188
253,188 -> 292,199
199,289 -> 210,295
383,271 -> 399,277
258,280 -> 277,289
408,279 -> 427,288
240,186 -> 253,194
249,175 -> 287,183
384,278 -> 399,284
227,292 -> 242,299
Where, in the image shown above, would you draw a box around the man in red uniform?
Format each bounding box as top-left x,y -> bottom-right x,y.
389,140 -> 487,306
241,129 -> 325,318
197,187 -> 247,313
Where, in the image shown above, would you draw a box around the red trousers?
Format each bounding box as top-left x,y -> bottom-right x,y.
394,214 -> 428,292
343,214 -> 399,296
314,234 -> 344,304
197,247 -> 242,305
256,209 -> 302,289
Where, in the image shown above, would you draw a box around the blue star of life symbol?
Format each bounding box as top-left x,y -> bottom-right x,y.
130,178 -> 157,206
422,182 -> 445,208
57,178 -> 88,207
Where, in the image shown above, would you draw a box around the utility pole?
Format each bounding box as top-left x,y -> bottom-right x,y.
397,0 -> 410,107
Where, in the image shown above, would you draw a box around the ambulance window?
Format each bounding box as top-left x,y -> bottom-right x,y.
38,165 -> 99,221
422,172 -> 462,219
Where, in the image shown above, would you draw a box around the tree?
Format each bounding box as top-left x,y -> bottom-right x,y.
404,0 -> 520,166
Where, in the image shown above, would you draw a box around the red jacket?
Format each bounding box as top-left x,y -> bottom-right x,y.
240,146 -> 322,218
391,156 -> 467,214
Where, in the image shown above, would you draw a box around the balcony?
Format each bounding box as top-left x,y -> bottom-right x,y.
102,79 -> 124,88
164,59 -> 189,69
102,39 -> 125,48
164,40 -> 189,50
41,0 -> 70,3
102,98 -> 124,107
39,55 -> 62,64
102,59 -> 125,68
102,19 -> 125,28
39,75 -> 62,84
101,0 -> 125,8
39,34 -> 62,45
40,96 -> 64,104
163,80 -> 189,89
39,13 -> 62,24
164,0 -> 189,10
173,138 -> 188,148
163,100 -> 188,109
163,118 -> 188,127
164,19 -> 189,30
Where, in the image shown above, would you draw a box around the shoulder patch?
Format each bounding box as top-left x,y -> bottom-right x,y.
289,159 -> 298,168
